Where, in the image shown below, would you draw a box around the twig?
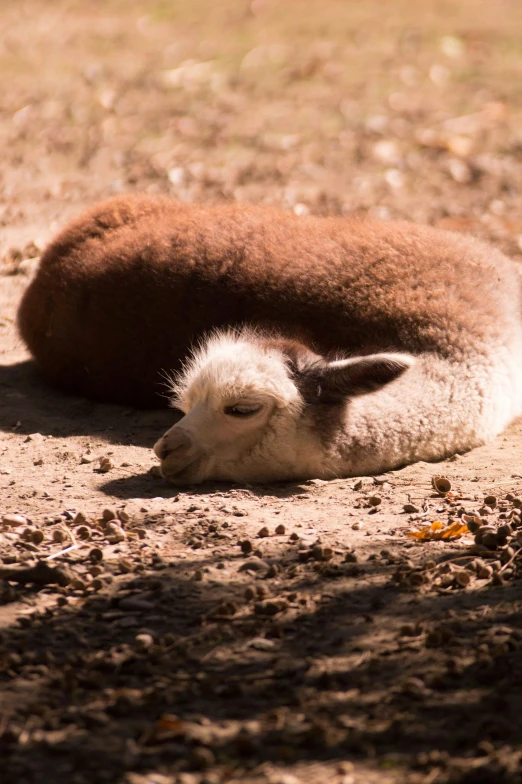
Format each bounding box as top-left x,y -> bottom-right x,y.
45,543 -> 79,561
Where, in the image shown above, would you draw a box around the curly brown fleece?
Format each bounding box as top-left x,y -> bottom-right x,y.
18,193 -> 517,407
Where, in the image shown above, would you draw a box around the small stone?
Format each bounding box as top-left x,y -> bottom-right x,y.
240,540 -> 253,555
258,526 -> 270,538
98,457 -> 113,473
275,524 -> 286,535
73,512 -> 88,525
31,529 -> 44,545
2,514 -> 27,527
102,508 -> 116,522
118,509 -> 131,523
70,578 -> 86,591
368,495 -> 382,506
239,556 -> 269,572
193,569 -> 203,581
52,529 -> 65,543
289,532 -> 300,541
481,532 -> 499,550
351,521 -> 363,530
118,559 -> 133,573
80,454 -> 98,464
76,526 -> 91,540
89,548 -> 104,563
248,637 -> 276,651
344,552 -> 358,563
501,546 -> 515,564
135,633 -> 154,651
484,495 -> 497,507
245,586 -> 256,601
105,523 -> 126,543
311,545 -> 333,561
403,503 -> 419,513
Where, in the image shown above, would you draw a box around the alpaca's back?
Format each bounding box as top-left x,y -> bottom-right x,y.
18,194 -> 522,408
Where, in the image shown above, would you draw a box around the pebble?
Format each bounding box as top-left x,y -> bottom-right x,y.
248,637 -> 276,651
403,503 -> 419,513
275,524 -> 286,535
239,556 -> 269,572
368,495 -> 382,506
2,514 -> 27,527
311,545 -> 333,562
98,457 -> 113,473
31,529 -> 44,545
257,526 -> 270,537
240,540 -> 253,555
135,633 -> 154,650
52,529 -> 65,543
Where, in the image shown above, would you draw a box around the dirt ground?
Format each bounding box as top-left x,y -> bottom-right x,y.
3,1 -> 522,782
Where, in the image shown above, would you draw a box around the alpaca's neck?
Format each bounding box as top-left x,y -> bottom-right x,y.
318,350 -> 522,478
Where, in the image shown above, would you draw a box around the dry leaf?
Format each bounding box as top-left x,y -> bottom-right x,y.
406,521 -> 469,541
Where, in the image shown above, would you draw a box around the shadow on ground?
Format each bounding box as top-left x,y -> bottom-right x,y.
0,361 -> 175,447
1,543 -> 522,784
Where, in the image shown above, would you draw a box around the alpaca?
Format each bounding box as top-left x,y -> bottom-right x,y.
18,194 -> 522,483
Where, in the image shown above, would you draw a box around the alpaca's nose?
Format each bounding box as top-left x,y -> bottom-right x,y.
154,428 -> 193,461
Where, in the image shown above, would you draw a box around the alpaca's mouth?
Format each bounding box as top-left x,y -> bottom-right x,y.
160,457 -> 204,485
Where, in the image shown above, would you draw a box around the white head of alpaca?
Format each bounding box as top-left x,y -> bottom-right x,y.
154,329 -> 414,484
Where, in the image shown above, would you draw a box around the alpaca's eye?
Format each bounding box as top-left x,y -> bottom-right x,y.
224,404 -> 261,417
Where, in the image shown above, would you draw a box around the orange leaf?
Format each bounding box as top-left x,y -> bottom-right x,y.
406,521 -> 469,541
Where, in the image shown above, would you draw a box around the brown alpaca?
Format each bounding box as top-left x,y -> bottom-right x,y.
18,194 -> 522,483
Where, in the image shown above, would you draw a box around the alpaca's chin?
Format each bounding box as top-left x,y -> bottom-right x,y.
160,457 -> 206,485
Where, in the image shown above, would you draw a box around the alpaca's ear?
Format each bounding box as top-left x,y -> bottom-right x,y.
320,353 -> 415,400
298,352 -> 415,404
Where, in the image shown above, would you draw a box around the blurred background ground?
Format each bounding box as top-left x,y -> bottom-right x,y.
3,2 -> 522,783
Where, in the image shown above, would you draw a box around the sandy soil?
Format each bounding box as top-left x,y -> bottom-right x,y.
3,2 -> 522,783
